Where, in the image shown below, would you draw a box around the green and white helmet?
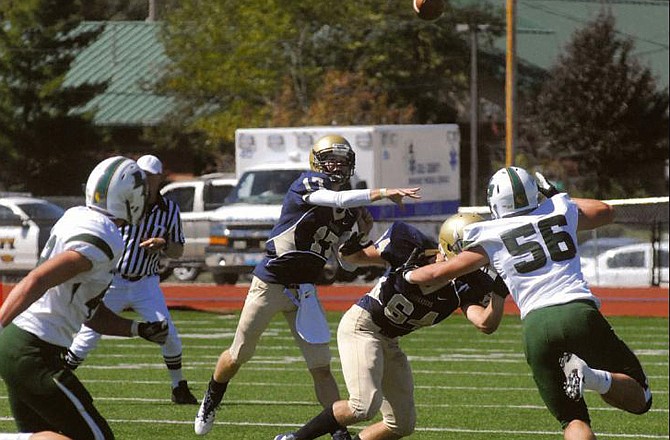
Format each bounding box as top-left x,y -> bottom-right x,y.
85,156 -> 147,224
487,166 -> 539,219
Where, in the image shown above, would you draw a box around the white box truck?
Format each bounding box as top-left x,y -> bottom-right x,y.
204,124 -> 460,284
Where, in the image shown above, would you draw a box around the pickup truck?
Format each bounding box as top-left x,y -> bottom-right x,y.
159,173 -> 237,281
0,196 -> 65,278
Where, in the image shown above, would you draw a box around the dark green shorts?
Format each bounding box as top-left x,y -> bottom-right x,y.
0,324 -> 114,439
522,300 -> 648,429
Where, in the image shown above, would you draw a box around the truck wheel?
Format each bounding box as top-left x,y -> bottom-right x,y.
173,266 -> 200,282
213,273 -> 239,285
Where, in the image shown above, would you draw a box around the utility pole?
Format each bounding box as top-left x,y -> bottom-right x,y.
505,0 -> 517,167
457,23 -> 489,205
147,0 -> 156,22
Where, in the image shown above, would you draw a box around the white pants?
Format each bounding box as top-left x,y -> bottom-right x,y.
228,276 -> 332,369
337,304 -> 416,437
69,274 -> 182,360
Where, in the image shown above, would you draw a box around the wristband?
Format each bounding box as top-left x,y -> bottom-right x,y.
379,188 -> 388,199
130,320 -> 139,336
403,270 -> 414,283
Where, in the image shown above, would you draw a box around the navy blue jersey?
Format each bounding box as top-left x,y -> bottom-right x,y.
253,171 -> 358,285
357,222 -> 501,338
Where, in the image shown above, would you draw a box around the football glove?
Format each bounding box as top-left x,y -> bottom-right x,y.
64,349 -> 84,370
138,320 -> 169,345
339,232 -> 373,257
535,172 -> 560,198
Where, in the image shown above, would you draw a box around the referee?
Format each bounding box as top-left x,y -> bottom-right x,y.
67,154 -> 198,405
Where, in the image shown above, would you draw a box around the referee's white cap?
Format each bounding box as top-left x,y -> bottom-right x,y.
137,155 -> 163,175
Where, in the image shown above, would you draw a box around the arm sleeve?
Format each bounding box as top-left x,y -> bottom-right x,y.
303,188 -> 372,208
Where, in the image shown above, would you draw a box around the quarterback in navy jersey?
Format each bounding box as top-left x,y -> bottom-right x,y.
253,168 -> 360,285
195,135 -> 421,439
273,217 -> 507,440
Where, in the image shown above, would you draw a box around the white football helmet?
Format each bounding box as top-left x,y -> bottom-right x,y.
85,156 -> 147,224
487,167 -> 539,219
439,212 -> 483,258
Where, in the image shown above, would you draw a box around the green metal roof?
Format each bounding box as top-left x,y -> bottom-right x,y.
458,0 -> 669,88
63,21 -> 174,127
64,3 -> 668,127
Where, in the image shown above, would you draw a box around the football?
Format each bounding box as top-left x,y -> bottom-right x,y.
413,0 -> 445,21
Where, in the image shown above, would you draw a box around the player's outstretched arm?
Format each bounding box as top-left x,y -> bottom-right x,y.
370,187 -> 421,207
86,305 -> 168,345
305,187 -> 421,209
405,248 -> 489,285
574,198 -> 614,231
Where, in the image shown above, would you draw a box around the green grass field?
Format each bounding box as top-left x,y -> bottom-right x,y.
1,310 -> 667,439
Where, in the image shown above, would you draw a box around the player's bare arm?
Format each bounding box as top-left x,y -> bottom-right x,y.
0,250 -> 91,326
406,247 -> 489,285
370,187 -> 421,206
340,243 -> 385,267
86,303 -> 136,337
463,293 -> 505,334
574,198 -> 615,231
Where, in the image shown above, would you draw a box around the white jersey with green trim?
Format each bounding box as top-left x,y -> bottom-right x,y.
13,207 -> 124,347
463,193 -> 599,319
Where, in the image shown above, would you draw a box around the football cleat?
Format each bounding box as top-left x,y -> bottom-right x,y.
332,428 -> 352,440
194,388 -> 220,435
172,380 -> 198,405
560,352 -> 586,400
273,434 -> 297,440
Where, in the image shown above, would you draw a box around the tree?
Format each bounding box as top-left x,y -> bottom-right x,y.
155,0 -> 502,165
528,11 -> 669,198
0,0 -> 106,195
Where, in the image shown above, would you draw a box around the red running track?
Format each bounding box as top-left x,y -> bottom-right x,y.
1,283 -> 667,317
159,284 -> 669,317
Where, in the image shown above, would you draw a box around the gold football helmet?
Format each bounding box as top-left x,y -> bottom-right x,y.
438,212 -> 483,258
309,135 -> 356,184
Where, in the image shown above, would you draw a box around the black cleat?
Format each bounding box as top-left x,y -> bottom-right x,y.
172,380 -> 198,405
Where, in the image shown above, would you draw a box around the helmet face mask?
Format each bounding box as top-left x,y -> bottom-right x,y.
85,156 -> 148,225
309,135 -> 356,184
487,167 -> 539,219
439,213 -> 483,258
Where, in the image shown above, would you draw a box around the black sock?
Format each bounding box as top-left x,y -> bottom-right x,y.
295,406 -> 346,439
208,376 -> 228,406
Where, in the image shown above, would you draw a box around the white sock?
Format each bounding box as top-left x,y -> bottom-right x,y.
585,367 -> 612,394
169,369 -> 184,388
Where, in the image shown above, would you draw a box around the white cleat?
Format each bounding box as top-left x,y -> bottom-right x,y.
560,352 -> 586,400
194,389 -> 219,435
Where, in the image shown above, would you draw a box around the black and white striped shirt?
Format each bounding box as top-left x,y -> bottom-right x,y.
117,196 -> 184,276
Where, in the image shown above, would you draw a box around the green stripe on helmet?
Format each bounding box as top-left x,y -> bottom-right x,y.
506,167 -> 529,209
93,157 -> 126,209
